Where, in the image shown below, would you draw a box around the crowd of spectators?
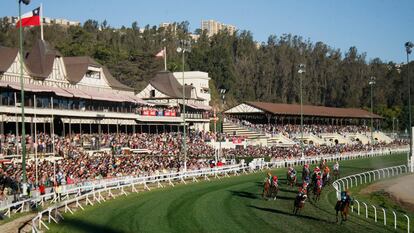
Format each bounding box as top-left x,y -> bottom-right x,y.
0,124 -> 407,202
227,117 -> 370,138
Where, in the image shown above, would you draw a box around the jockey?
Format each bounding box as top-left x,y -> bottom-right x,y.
313,166 -> 321,175
265,172 -> 273,185
341,190 -> 352,204
298,187 -> 306,197
302,181 -> 308,190
324,166 -> 330,178
272,176 -> 278,187
316,177 -> 322,188
333,161 -> 339,171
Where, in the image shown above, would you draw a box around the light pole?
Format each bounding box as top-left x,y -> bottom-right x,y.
405,41 -> 413,159
369,76 -> 376,148
298,64 -> 305,160
177,39 -> 191,172
18,0 -> 31,196
219,87 -> 227,162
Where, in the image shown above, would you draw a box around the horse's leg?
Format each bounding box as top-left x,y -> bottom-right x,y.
336,210 -> 339,223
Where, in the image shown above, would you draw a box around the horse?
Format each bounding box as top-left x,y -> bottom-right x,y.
287,172 -> 297,187
313,184 -> 322,202
262,180 -> 279,200
293,193 -> 307,215
333,169 -> 340,180
262,179 -> 271,199
335,200 -> 350,223
322,172 -> 330,187
302,167 -> 310,183
269,183 -> 279,200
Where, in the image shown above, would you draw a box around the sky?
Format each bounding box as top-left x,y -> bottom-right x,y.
1,0 -> 413,63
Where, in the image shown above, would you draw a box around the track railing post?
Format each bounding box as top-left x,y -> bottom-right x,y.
403,214 -> 410,233
392,211 -> 397,230
372,205 -> 377,222
363,202 -> 368,219
382,208 -> 386,226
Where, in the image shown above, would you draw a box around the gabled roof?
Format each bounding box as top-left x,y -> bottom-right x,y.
63,56 -> 134,91
149,71 -> 193,98
0,46 -> 18,72
102,66 -> 134,91
25,40 -> 61,79
227,101 -> 382,119
63,56 -> 99,84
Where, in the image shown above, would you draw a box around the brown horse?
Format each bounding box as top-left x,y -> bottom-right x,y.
313,185 -> 322,202
263,180 -> 279,200
287,172 -> 297,187
262,180 -> 270,199
335,200 -> 350,223
293,194 -> 307,215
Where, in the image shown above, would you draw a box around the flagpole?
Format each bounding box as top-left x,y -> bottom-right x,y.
40,3 -> 44,40
164,46 -> 167,71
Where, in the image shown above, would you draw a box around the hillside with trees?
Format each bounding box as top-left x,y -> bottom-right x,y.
0,18 -> 412,131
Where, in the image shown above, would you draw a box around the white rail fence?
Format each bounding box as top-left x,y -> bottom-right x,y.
0,146 -> 407,231
332,165 -> 411,233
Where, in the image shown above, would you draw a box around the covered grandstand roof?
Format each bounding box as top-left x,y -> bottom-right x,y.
25,40 -> 62,79
149,71 -> 194,99
225,101 -> 382,119
0,46 -> 18,72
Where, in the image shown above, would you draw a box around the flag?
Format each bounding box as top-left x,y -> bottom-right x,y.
155,48 -> 166,58
16,7 -> 41,28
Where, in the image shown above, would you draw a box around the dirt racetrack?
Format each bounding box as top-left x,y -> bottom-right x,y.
360,173 -> 414,211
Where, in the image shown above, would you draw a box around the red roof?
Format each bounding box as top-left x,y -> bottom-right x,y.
245,101 -> 382,119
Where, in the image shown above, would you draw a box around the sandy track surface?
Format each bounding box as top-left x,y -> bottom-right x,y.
360,173 -> 414,211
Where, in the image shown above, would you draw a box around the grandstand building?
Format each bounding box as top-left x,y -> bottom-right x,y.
0,40 -> 211,136
224,102 -> 390,146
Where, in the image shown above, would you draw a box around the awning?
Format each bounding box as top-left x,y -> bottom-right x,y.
2,115 -> 52,123
61,118 -> 136,125
186,103 -> 212,111
63,88 -> 91,99
84,89 -> 125,102
0,80 -> 72,98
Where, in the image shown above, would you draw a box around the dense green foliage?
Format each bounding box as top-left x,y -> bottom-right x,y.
0,19 -> 413,130
47,154 -> 409,233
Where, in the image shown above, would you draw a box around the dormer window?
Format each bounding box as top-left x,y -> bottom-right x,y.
150,90 -> 156,98
86,66 -> 101,79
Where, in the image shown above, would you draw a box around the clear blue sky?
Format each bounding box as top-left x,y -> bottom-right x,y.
1,0 -> 413,62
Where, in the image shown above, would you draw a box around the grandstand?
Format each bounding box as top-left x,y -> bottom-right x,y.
224,101 -> 393,145
0,40 -> 211,137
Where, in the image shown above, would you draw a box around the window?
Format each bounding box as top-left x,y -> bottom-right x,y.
86,70 -> 101,79
150,90 -> 156,98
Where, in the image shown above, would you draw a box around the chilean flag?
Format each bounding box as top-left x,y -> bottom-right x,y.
16,7 -> 41,28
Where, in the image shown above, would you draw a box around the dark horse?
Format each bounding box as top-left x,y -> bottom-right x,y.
293,193 -> 307,215
313,184 -> 322,202
335,199 -> 351,223
263,180 -> 279,200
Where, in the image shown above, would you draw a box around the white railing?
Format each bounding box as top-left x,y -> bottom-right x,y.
0,146 -> 407,219
264,147 -> 408,169
332,165 -> 411,233
29,163 -> 248,232
0,146 -> 407,231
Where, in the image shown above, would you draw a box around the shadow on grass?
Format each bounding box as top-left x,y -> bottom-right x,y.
229,190 -> 260,200
58,218 -> 124,233
249,205 -> 333,224
278,187 -> 298,194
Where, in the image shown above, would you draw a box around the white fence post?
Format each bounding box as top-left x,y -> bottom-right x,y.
372,205 -> 377,222
403,214 -> 410,233
382,208 -> 386,226
393,211 -> 397,230
363,202 -> 368,219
